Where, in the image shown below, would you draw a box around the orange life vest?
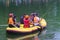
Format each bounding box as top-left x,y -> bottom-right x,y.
8,17 -> 14,24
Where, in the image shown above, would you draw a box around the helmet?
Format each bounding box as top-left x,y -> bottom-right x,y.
9,13 -> 13,17
25,15 -> 29,18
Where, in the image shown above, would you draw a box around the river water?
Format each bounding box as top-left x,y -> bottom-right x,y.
7,0 -> 60,40
0,0 -> 60,40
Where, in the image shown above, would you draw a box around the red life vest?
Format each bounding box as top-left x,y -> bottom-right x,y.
24,18 -> 30,28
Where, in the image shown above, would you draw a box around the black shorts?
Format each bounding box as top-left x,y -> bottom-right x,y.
9,24 -> 14,28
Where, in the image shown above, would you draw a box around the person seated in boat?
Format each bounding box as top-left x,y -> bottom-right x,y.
29,13 -> 36,25
20,13 -> 26,24
8,13 -> 15,28
33,13 -> 40,26
13,15 -> 16,24
34,13 -> 47,29
23,15 -> 30,28
30,13 -> 35,21
13,15 -> 20,28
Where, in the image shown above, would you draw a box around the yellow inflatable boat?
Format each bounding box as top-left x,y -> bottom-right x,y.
6,18 -> 47,35
6,25 -> 41,35
7,32 -> 39,40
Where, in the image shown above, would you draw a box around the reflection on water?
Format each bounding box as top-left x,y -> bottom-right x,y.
23,38 -> 33,40
34,36 -> 39,40
53,32 -> 60,40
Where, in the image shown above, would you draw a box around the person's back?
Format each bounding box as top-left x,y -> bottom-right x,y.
23,15 -> 30,28
13,15 -> 16,24
20,14 -> 26,24
24,18 -> 30,28
13,15 -> 20,28
8,13 -> 15,28
8,17 -> 14,24
20,16 -> 24,24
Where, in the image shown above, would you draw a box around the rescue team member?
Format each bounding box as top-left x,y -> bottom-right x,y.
13,15 -> 16,24
23,15 -> 30,28
29,13 -> 35,25
33,13 -> 43,30
33,13 -> 40,26
20,14 -> 26,24
13,15 -> 20,28
8,13 -> 15,28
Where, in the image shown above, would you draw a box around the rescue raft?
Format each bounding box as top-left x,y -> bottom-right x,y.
6,25 -> 41,35
6,18 -> 47,35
